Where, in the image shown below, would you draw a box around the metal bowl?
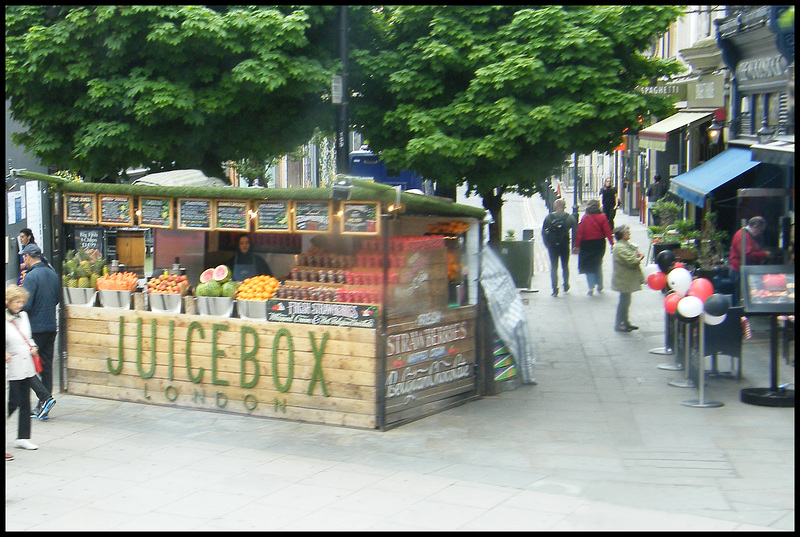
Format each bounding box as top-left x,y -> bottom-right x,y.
99,290 -> 132,309
63,288 -> 97,307
148,293 -> 183,314
196,296 -> 234,317
236,299 -> 268,320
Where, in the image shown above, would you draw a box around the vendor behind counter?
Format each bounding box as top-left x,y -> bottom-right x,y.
226,235 -> 272,280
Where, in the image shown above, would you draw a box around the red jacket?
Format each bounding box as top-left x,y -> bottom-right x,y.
729,227 -> 769,271
575,212 -> 614,248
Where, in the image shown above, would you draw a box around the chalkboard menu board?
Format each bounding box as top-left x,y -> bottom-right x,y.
63,193 -> 97,224
255,200 -> 291,233
294,201 -> 332,233
341,202 -> 380,235
177,198 -> 212,230
99,195 -> 134,226
139,197 -> 172,229
214,200 -> 250,231
74,228 -> 104,255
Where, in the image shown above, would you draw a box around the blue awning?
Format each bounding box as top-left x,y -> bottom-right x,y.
669,148 -> 761,207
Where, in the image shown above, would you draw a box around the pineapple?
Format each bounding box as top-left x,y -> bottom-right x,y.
77,277 -> 90,288
66,276 -> 78,288
79,259 -> 92,275
90,273 -> 99,288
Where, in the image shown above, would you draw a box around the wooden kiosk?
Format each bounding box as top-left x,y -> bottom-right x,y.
28,172 -> 488,430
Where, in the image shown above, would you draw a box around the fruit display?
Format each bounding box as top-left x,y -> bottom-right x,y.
146,270 -> 190,295
235,275 -> 280,301
427,221 -> 470,234
96,272 -> 139,291
195,264 -> 236,297
62,248 -> 105,288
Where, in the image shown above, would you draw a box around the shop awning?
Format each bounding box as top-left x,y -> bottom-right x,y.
638,111 -> 713,151
670,147 -> 761,207
750,137 -> 795,167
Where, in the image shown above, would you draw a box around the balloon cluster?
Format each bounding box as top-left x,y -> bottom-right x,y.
643,250 -> 730,325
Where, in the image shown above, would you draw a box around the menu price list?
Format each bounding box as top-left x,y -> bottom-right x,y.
139,197 -> 171,228
215,200 -> 249,231
64,193 -> 97,224
178,199 -> 212,229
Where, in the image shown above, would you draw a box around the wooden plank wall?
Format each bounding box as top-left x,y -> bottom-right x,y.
65,306 -> 379,429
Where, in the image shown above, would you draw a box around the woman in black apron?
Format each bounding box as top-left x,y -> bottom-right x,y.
227,235 -> 272,281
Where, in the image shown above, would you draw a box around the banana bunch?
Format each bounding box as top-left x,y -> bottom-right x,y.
62,248 -> 106,288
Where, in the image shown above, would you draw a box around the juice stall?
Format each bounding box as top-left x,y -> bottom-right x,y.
20,172 -> 489,430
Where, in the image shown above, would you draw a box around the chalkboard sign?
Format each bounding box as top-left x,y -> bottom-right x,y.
255,200 -> 291,233
214,200 -> 250,231
341,202 -> 380,235
139,197 -> 172,229
63,193 -> 97,224
74,228 -> 104,255
177,198 -> 212,230
294,201 -> 332,233
99,195 -> 134,226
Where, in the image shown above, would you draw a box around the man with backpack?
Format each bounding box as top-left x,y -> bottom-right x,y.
542,198 -> 577,297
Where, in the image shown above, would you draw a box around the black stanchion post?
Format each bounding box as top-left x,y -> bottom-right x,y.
683,314 -> 724,407
650,310 -> 674,355
669,319 -> 697,388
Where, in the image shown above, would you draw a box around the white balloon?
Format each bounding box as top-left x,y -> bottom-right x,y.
667,267 -> 693,295
704,313 -> 727,325
677,295 -> 704,318
643,263 -> 661,279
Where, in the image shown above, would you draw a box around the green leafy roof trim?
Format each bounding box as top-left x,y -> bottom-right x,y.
15,171 -> 485,219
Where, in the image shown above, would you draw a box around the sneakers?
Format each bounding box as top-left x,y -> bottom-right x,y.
563,284 -> 570,293
626,324 -> 639,330
37,397 -> 56,420
6,453 -> 13,461
551,289 -> 559,297
13,439 -> 38,450
31,402 -> 41,419
587,289 -> 594,296
615,324 -> 633,333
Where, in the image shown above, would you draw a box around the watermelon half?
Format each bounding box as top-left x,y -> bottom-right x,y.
213,264 -> 231,283
199,268 -> 215,284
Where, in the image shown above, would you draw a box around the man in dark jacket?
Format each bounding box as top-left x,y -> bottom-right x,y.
541,198 -> 577,297
21,243 -> 61,418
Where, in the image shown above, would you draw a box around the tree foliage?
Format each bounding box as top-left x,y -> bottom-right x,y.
349,5 -> 685,241
5,5 -> 339,180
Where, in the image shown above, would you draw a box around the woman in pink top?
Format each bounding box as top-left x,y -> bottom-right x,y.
573,199 -> 614,295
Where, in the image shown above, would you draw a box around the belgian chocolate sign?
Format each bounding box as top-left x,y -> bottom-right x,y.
294,201 -> 331,233
341,202 -> 380,235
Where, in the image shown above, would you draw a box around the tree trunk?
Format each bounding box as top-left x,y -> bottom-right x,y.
483,187 -> 505,246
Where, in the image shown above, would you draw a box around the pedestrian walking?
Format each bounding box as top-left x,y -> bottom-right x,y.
17,228 -> 38,285
573,199 -> 614,295
646,174 -> 665,226
600,178 -> 620,229
6,285 -> 57,452
20,243 -> 61,415
611,225 -> 646,332
541,198 -> 577,297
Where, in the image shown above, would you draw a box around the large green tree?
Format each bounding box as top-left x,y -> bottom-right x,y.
5,5 -> 339,181
349,5 -> 686,242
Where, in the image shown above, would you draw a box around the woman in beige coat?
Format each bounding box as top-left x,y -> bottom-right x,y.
611,225 -> 645,332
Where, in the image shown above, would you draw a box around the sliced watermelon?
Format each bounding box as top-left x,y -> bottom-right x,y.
213,264 -> 231,283
199,268 -> 215,284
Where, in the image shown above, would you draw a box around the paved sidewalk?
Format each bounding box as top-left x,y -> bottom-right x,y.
6,193 -> 794,531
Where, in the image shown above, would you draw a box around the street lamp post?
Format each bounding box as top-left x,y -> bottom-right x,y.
572,153 -> 579,243
335,6 -> 349,174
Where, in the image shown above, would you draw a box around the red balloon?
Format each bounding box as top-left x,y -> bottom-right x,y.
688,278 -> 714,302
673,262 -> 687,269
647,271 -> 667,291
664,292 -> 685,315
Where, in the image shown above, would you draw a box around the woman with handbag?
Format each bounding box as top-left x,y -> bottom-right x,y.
573,199 -> 614,295
6,285 -> 56,451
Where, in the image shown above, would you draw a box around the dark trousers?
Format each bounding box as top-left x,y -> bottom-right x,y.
604,208 -> 616,230
616,292 -> 632,327
548,246 -> 571,291
32,331 -> 57,394
8,376 -> 50,439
